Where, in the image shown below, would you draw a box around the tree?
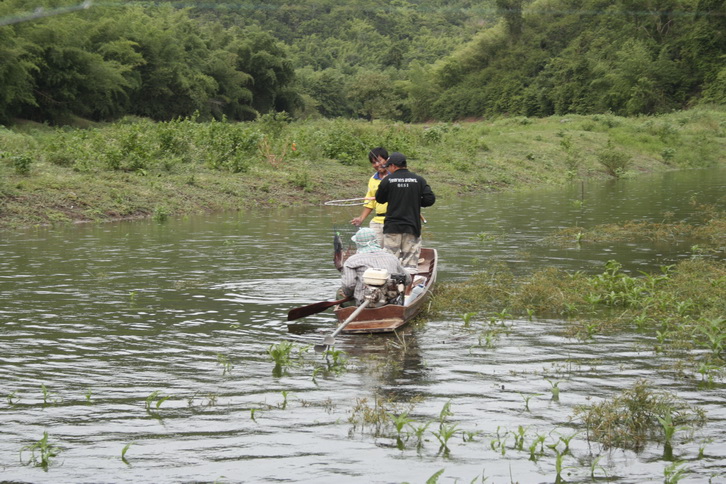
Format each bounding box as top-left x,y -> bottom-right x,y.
347,70 -> 401,120
0,30 -> 38,123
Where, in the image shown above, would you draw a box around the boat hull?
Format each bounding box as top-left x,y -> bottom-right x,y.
334,248 -> 437,334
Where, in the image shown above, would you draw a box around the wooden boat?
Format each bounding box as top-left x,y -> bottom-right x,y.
332,247 -> 438,334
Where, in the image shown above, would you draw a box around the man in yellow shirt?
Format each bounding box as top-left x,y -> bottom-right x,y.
350,147 -> 388,247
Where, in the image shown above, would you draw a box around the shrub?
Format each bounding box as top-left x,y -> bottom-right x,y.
596,141 -> 631,177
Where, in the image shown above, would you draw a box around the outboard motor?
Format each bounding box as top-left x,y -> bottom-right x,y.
361,268 -> 405,307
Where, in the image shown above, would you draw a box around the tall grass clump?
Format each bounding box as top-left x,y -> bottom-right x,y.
574,380 -> 706,451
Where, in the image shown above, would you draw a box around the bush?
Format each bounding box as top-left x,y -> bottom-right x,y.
10,154 -> 33,175
596,141 -> 631,178
200,122 -> 263,173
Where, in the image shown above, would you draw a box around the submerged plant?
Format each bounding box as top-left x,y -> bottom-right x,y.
20,431 -> 61,470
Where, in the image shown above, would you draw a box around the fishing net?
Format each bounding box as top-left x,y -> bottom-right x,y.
324,197 -> 368,206
332,224 -> 357,252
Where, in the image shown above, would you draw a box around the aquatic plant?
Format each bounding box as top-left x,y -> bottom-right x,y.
279,390 -> 290,410
349,397 -> 392,437
389,411 -> 412,449
145,390 -> 171,413
474,232 -> 496,242
187,392 -> 219,411
552,448 -> 572,483
438,400 -> 453,423
510,425 -> 527,451
461,311 -> 476,327
588,456 -> 608,479
7,391 -> 19,406
322,347 -> 348,374
216,353 -> 234,375
389,330 -> 409,351
657,410 -> 681,447
698,438 -> 712,459
40,384 -> 60,406
528,433 -> 547,462
477,329 -> 499,349
519,392 -> 539,412
20,431 -> 61,470
664,461 -> 689,484
426,469 -> 445,484
545,379 -> 561,400
574,380 -> 706,450
554,430 -> 578,454
489,426 -> 507,455
84,388 -> 92,403
267,341 -> 294,377
408,421 -> 432,448
121,442 -> 133,463
696,317 -> 726,359
491,308 -> 511,324
432,422 -> 458,453
389,411 -> 412,439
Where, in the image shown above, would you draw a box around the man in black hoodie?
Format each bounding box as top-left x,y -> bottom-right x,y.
375,152 -> 436,273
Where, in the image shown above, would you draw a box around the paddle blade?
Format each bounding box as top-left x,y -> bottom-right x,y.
287,296 -> 352,321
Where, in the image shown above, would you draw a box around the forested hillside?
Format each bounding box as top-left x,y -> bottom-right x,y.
426,0 -> 726,120
1,0 -> 724,125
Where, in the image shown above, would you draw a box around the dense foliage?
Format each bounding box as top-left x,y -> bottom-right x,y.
0,1 -> 299,124
0,0 -> 724,124
426,0 -> 726,120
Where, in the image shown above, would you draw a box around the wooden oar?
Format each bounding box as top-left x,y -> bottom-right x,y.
314,299 -> 370,352
287,295 -> 353,321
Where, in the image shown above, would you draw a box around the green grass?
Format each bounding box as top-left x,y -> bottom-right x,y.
1,108 -> 724,229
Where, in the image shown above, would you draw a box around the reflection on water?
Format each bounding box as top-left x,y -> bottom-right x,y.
1,168 -> 725,482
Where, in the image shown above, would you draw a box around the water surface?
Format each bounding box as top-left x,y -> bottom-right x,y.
1,168 -> 725,483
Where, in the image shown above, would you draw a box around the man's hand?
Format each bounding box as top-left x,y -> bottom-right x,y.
350,217 -> 363,226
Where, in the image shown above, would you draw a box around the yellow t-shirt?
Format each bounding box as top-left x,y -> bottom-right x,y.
363,173 -> 387,224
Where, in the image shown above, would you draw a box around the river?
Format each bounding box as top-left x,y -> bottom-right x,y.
1,167 -> 724,483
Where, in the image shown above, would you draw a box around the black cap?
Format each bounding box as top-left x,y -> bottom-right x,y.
384,152 -> 407,168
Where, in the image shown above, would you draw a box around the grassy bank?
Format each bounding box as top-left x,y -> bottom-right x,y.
1,108 -> 725,230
